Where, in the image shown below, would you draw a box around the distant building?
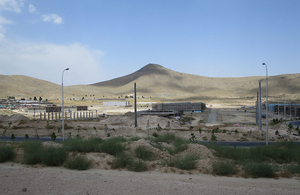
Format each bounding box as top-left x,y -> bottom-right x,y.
152,102 -> 206,113
103,101 -> 130,107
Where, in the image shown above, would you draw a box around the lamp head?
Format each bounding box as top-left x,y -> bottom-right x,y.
66,68 -> 69,70
262,63 -> 266,65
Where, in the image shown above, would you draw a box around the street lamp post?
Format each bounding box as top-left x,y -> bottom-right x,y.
262,63 -> 268,146
284,94 -> 286,123
62,68 -> 69,141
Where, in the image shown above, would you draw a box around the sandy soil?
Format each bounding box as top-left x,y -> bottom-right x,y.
1,163 -> 300,195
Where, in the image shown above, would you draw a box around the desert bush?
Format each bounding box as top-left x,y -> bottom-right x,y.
250,142 -> 300,163
135,145 -> 156,161
41,147 -> 67,166
166,138 -> 188,155
155,133 -> 176,144
23,141 -> 43,165
244,162 -> 274,178
152,132 -> 159,137
165,155 -> 199,170
210,133 -> 217,142
64,155 -> 92,170
286,164 -> 300,174
51,132 -> 56,141
0,145 -> 15,162
63,137 -> 103,153
100,137 -> 126,156
156,124 -> 162,131
111,152 -> 133,169
127,159 -> 147,172
129,137 -> 140,142
212,161 -> 235,176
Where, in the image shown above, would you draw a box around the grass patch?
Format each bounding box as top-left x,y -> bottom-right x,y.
63,137 -> 103,153
164,155 -> 199,170
135,145 -> 156,161
41,147 -> 67,166
129,136 -> 141,142
203,141 -> 300,163
155,133 -> 176,144
100,137 -> 127,156
286,164 -> 300,174
23,141 -> 43,165
111,152 -> 133,169
127,159 -> 148,172
0,145 -> 15,162
244,162 -> 275,178
212,161 -> 235,176
64,155 -> 92,170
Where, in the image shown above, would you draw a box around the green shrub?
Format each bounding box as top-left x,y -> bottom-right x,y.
0,145 -> 15,162
244,162 -> 274,178
100,137 -> 126,156
23,141 -> 43,165
286,164 -> 300,174
210,133 -> 217,142
165,155 -> 199,170
51,132 -> 56,141
130,137 -> 141,142
155,133 -> 176,144
172,138 -> 188,154
135,145 -> 156,161
41,147 -> 67,166
63,137 -> 103,153
127,159 -> 148,172
156,124 -> 162,131
64,155 -> 92,170
212,161 -> 235,175
111,153 -> 133,169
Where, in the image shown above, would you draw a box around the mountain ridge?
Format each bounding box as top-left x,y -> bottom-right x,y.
1,64 -> 300,101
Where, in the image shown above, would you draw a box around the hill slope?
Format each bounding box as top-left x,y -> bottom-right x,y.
1,64 -> 300,101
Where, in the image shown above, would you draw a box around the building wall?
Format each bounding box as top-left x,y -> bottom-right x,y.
152,102 -> 206,112
103,101 -> 130,107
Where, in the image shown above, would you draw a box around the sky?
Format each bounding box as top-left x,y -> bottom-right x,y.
0,0 -> 299,86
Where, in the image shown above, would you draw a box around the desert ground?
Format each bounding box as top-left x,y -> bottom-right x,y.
1,104 -> 300,194
1,162 -> 300,195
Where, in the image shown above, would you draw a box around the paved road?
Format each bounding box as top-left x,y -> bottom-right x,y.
289,120 -> 300,127
0,136 -> 63,143
207,108 -> 218,123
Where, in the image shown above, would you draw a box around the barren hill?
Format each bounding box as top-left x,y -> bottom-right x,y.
91,64 -> 300,100
1,64 -> 300,102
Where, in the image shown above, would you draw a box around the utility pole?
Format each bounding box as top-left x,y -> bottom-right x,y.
259,81 -> 262,130
134,83 -> 137,127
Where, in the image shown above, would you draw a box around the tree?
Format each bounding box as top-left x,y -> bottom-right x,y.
34,97 -> 37,101
11,134 -> 15,142
51,132 -> 56,141
39,97 -> 42,101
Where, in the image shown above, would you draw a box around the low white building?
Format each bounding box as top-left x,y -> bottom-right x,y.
103,101 -> 130,107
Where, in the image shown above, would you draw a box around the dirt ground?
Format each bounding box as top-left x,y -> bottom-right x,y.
1,162 -> 300,195
0,107 -> 298,142
1,107 -> 300,194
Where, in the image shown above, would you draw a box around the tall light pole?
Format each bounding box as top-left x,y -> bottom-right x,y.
262,63 -> 268,146
62,68 -> 69,141
284,94 -> 286,123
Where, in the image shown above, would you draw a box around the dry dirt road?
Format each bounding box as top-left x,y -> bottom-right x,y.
1,163 -> 299,195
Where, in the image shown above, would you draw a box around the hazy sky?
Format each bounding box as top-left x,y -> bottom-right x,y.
0,0 -> 299,86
